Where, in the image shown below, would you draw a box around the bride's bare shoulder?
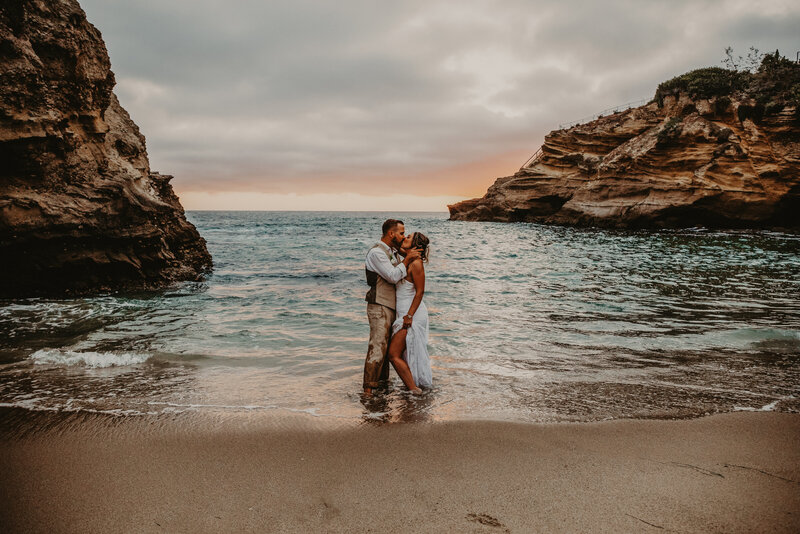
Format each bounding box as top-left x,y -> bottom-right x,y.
408,258 -> 425,272
408,260 -> 425,281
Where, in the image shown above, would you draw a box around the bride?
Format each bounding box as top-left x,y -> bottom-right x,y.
387,232 -> 432,393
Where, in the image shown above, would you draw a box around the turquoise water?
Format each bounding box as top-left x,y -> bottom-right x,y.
1,211 -> 798,423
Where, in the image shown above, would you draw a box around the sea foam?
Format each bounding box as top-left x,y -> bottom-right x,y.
29,349 -> 151,368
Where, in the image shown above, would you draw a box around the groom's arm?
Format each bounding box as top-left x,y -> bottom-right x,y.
365,248 -> 407,284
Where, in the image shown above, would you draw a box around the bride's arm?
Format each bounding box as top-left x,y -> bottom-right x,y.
403,261 -> 425,329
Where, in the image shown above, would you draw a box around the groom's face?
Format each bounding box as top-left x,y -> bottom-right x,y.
389,224 -> 406,248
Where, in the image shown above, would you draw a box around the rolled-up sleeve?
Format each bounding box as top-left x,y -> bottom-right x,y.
365,248 -> 407,284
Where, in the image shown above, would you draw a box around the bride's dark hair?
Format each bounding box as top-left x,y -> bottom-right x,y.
411,232 -> 430,263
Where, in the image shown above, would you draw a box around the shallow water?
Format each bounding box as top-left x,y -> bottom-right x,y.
1,211 -> 798,424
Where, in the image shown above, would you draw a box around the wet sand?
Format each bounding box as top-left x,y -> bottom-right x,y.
1,411 -> 799,533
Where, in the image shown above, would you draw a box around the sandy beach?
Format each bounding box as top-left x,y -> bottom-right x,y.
3,3 -> 800,534
1,410 -> 798,533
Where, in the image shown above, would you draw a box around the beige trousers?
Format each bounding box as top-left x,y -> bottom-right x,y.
363,303 -> 395,389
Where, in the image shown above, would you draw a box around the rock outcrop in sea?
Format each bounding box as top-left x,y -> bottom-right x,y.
449,58 -> 800,229
0,0 -> 212,297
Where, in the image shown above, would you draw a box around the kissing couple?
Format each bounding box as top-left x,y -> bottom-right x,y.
362,219 -> 431,397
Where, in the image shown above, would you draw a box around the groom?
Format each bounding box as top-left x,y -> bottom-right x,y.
363,219 -> 421,396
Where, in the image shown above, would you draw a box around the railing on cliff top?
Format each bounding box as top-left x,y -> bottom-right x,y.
520,148 -> 543,169
557,97 -> 651,130
519,97 -> 651,171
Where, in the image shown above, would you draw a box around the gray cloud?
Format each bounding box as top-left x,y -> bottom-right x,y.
81,0 -> 800,195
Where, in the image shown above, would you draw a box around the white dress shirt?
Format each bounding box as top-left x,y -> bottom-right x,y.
365,242 -> 407,284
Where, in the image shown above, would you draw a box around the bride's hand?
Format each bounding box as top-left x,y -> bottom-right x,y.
402,247 -> 422,265
403,314 -> 413,329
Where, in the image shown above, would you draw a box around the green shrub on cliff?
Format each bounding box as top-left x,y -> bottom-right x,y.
749,51 -> 800,117
655,50 -> 800,118
656,116 -> 683,146
655,68 -> 749,106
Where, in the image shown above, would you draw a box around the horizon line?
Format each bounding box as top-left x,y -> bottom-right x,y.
186,209 -> 450,213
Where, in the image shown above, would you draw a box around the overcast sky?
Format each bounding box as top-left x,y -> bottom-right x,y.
81,0 -> 800,210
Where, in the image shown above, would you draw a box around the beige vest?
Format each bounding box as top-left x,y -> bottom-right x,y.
365,243 -> 398,310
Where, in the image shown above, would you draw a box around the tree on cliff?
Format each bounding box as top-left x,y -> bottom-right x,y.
721,46 -> 765,72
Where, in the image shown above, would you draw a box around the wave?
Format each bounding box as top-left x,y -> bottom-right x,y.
734,397 -> 792,412
29,349 -> 152,368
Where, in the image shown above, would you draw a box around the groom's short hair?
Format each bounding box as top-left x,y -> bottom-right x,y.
382,219 -> 403,236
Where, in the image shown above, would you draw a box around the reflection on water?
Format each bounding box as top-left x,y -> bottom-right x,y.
359,387 -> 438,424
0,212 -> 798,424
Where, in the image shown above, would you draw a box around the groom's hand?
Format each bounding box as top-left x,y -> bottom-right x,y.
402,247 -> 423,266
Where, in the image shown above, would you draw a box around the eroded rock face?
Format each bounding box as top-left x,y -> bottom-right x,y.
0,0 -> 212,297
449,95 -> 800,229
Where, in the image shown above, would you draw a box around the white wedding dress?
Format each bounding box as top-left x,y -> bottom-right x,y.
391,277 -> 432,387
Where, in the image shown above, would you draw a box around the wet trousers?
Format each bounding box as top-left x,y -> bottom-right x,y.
363,303 -> 395,389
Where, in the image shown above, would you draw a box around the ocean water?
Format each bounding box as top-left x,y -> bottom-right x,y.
1,211 -> 798,424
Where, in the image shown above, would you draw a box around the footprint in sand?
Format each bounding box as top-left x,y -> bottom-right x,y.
466,513 -> 511,532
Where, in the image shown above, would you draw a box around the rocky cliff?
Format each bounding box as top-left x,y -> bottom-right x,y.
0,0 -> 212,297
449,62 -> 800,229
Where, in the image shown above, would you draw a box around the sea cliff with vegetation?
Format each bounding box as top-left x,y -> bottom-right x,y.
449,51 -> 800,229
